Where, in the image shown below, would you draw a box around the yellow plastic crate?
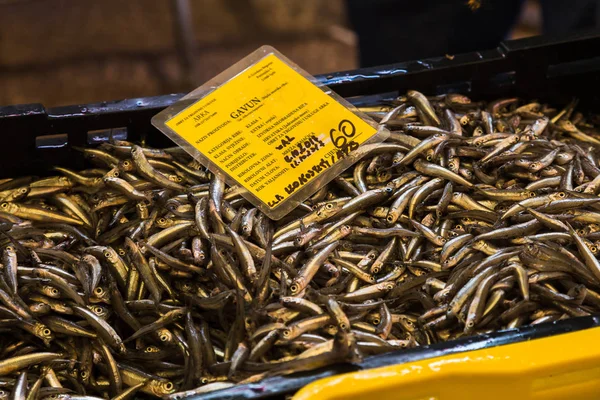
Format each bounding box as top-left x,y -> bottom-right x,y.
293,326 -> 600,400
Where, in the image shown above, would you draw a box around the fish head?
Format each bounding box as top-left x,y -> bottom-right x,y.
156,217 -> 173,228
118,159 -> 135,172
168,174 -> 184,184
314,202 -> 342,220
101,247 -> 118,263
156,328 -> 174,345
150,380 -> 175,396
378,282 -> 396,291
79,368 -> 91,383
88,304 -> 110,320
289,278 -> 305,295
30,302 -> 51,315
145,345 -> 161,354
41,285 -> 61,298
34,322 -> 55,344
557,120 -> 577,132
91,286 -> 110,303
9,187 -> 29,201
549,191 -> 567,201
0,202 -> 18,214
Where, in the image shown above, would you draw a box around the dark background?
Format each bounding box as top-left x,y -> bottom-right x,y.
0,0 -> 544,107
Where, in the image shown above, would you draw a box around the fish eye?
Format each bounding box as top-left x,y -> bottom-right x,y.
103,251 -> 111,258
123,161 -> 131,166
372,318 -> 380,325
282,329 -> 291,338
290,284 -> 299,293
591,246 -> 598,253
529,192 -> 537,197
19,188 -> 27,193
0,203 -> 7,209
201,378 -> 209,385
118,249 -> 126,256
326,203 -> 333,209
80,371 -> 88,378
426,155 -> 433,161
43,329 -> 52,336
160,334 -> 169,341
558,192 -> 566,198
369,276 -> 376,282
95,287 -> 104,295
467,321 -> 474,327
51,288 -> 59,295
164,382 -> 174,391
385,187 -> 393,193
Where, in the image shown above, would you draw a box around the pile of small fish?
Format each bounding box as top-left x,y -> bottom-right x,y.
1,91 -> 600,399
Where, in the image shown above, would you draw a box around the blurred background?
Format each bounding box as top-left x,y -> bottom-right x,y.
0,0 -> 591,107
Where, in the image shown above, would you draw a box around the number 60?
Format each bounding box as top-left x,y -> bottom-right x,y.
330,119 -> 356,149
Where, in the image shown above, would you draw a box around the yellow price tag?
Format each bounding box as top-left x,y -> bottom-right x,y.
154,47 -> 386,219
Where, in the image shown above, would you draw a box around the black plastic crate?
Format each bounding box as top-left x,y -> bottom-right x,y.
2,30 -> 600,179
1,30 -> 600,399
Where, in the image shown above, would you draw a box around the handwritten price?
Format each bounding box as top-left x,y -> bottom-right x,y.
330,119 -> 356,149
330,119 -> 359,158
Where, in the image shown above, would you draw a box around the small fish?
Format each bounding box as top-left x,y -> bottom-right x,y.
0,91 -> 598,398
